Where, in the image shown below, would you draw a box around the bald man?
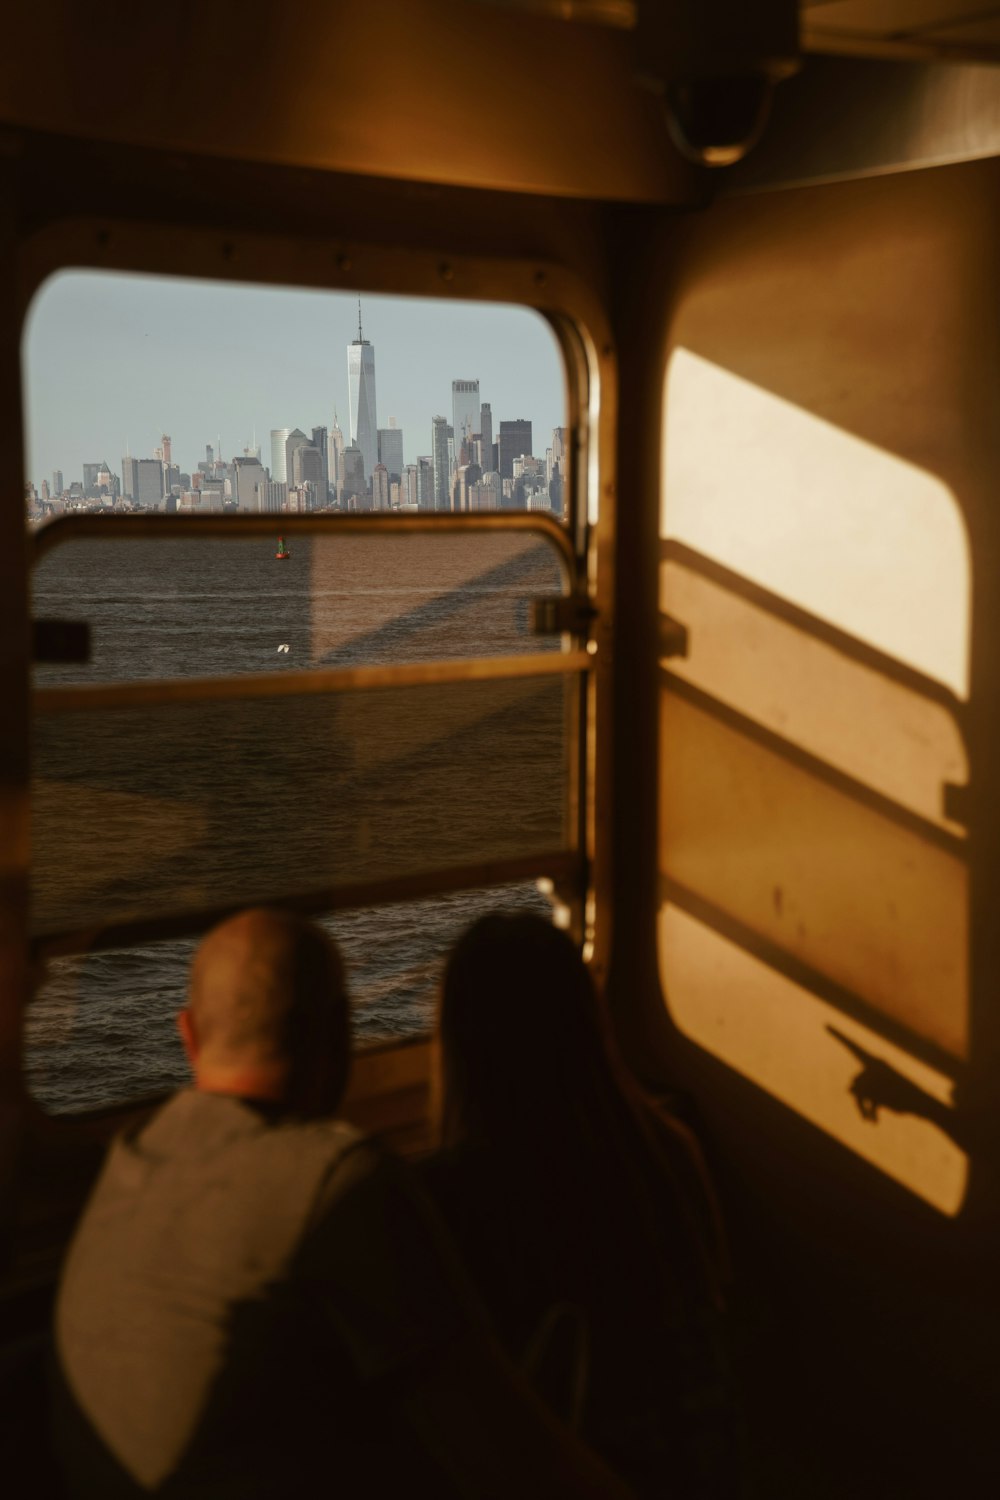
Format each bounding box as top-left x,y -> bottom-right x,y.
52,910 -> 626,1499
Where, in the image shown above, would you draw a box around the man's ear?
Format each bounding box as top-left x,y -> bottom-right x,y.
177,1008 -> 198,1067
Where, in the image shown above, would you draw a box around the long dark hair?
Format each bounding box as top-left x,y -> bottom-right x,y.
437,912 -> 714,1306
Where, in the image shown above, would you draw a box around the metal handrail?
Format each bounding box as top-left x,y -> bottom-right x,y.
30,508 -> 578,576
32,849 -> 585,959
34,649 -> 592,715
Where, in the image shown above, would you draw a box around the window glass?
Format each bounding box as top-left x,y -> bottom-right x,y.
24,272 -> 569,529
27,882 -> 556,1115
32,530 -> 566,685
24,271 -> 579,1112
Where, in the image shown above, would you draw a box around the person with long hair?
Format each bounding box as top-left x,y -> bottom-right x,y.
425,911 -> 743,1498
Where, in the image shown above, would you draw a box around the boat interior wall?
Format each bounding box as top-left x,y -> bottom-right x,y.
1,0 -> 705,207
802,0 -> 1000,65
730,55 -> 1000,192
645,151 -> 1000,1493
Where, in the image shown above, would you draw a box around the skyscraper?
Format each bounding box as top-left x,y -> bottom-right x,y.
270,429 -> 292,484
121,455 -> 139,500
341,443 -> 366,505
233,456 -> 266,511
311,425 -> 329,489
377,423 -> 404,482
452,380 -> 480,462
52,469 -> 64,496
329,409 -> 345,504
136,459 -> 165,508
284,429 -> 311,484
431,416 -> 450,511
417,456 -> 434,509
479,402 -> 493,475
498,419 -> 533,480
348,301 -> 378,487
372,463 -> 390,512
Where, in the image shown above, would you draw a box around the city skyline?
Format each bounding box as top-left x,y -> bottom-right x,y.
23,272 -> 565,487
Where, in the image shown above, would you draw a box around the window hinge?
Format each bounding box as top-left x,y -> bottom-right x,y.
532,594 -> 598,637
32,619 -> 91,664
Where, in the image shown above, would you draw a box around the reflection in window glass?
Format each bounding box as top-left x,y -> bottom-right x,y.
33,674 -> 574,938
32,532 -> 565,686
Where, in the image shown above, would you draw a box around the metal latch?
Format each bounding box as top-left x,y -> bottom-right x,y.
532,594 -> 598,636
32,619 -> 91,664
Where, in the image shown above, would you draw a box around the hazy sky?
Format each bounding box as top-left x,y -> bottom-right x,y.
23,271 -> 567,486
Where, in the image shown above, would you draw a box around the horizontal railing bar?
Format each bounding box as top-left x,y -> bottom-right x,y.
31,508 -> 577,575
34,649 -> 593,715
31,850 -> 585,960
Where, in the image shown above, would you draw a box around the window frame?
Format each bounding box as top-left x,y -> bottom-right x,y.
15,219 -> 617,1122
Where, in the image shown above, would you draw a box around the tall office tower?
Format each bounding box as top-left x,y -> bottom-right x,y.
97,464 -> 121,499
284,429 -> 311,484
549,461 -> 564,516
347,301 -> 378,486
377,424 -> 404,482
431,416 -> 450,510
270,429 -> 292,484
82,462 -> 102,494
136,458 -> 166,508
341,443 -> 366,504
416,455 -> 434,509
401,465 -> 419,507
310,426 -> 329,495
121,455 -> 138,500
292,444 -> 324,488
161,434 -> 172,467
52,469 -> 63,495
232,455 -> 266,511
452,380 -> 480,462
498,419 -> 533,479
329,409 -> 345,501
479,403 -> 493,476
372,462 -> 390,512
550,425 -> 567,475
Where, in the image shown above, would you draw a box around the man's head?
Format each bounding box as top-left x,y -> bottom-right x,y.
179,909 -> 350,1118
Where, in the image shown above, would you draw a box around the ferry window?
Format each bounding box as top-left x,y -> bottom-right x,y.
659,335 -> 970,1217
24,272 -> 569,527
28,882 -> 554,1116
24,271 -> 587,1114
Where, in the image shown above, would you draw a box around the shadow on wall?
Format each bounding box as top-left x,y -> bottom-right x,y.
657,540 -> 970,1216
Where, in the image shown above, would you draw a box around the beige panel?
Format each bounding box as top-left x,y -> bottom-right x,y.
661,688 -> 968,1058
0,0 -> 692,206
659,903 -> 967,1216
802,2 -> 1000,34
923,19 -> 1000,44
663,348 -> 970,697
661,556 -> 968,833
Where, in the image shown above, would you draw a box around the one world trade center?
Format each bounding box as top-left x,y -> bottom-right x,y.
347,300 -> 378,491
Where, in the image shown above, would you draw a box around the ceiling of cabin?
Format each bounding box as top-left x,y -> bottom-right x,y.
477,1 -> 1000,63
801,2 -> 1000,61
